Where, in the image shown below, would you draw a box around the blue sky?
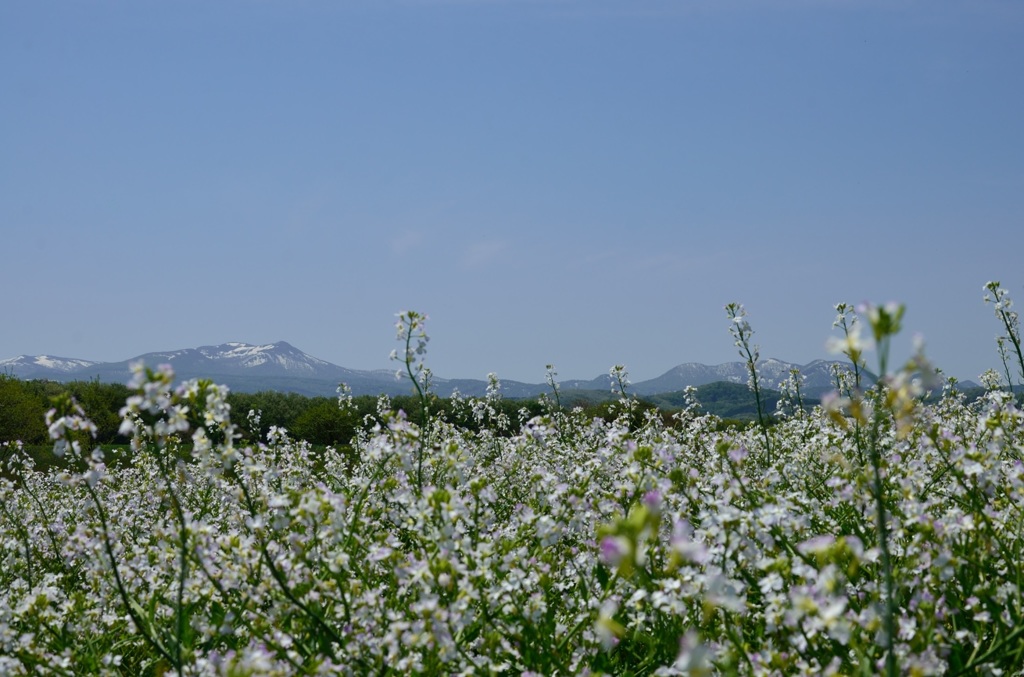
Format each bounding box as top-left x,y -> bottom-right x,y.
2,0 -> 1022,385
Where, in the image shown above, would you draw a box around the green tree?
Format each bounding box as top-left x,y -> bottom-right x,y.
290,399 -> 356,446
65,379 -> 132,443
0,375 -> 48,443
227,391 -> 313,440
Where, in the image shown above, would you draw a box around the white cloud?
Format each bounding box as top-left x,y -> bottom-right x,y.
391,230 -> 426,256
462,240 -> 508,269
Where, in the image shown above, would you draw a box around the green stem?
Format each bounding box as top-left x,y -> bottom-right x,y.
740,341 -> 771,461
403,327 -> 428,491
84,478 -> 178,669
996,307 -> 1024,385
868,391 -> 897,677
234,475 -> 354,664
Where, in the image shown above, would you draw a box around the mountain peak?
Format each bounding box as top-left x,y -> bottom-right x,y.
0,354 -> 101,374
189,342 -> 329,371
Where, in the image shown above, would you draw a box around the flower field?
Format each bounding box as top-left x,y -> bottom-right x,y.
2,292 -> 1024,675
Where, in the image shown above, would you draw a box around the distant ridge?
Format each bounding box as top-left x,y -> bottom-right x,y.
2,342 -> 406,398
2,341 -> 948,398
0,355 -> 102,379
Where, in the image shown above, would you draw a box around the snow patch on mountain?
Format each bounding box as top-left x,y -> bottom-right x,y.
0,355 -> 101,372
195,341 -> 332,372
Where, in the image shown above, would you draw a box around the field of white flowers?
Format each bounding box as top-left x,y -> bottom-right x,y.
2,285 -> 1023,675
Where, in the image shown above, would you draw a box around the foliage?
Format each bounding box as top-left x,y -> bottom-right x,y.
648,382 -> 788,421
287,398 -> 355,447
0,375 -> 47,444
0,377 -> 131,446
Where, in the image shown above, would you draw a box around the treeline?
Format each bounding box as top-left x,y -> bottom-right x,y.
0,376 -> 132,445
0,374 -> 799,450
0,376 -> 641,447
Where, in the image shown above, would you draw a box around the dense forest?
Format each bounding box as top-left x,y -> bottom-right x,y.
0,374 -> 792,452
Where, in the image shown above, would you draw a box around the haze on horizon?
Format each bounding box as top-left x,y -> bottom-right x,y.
2,0 -> 1022,385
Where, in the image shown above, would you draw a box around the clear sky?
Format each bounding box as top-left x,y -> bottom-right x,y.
2,0 -> 1022,385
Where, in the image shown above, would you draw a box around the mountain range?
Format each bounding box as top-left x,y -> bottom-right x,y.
2,341 -> 886,399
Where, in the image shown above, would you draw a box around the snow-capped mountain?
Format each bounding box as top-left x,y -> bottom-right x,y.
0,342 -> 404,397
196,342 -> 332,372
0,355 -> 102,379
126,341 -> 343,377
2,342 -> 868,398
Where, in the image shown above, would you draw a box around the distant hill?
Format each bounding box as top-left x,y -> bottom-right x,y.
646,382 -> 805,420
1,341 -> 946,399
620,358 -> 868,398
